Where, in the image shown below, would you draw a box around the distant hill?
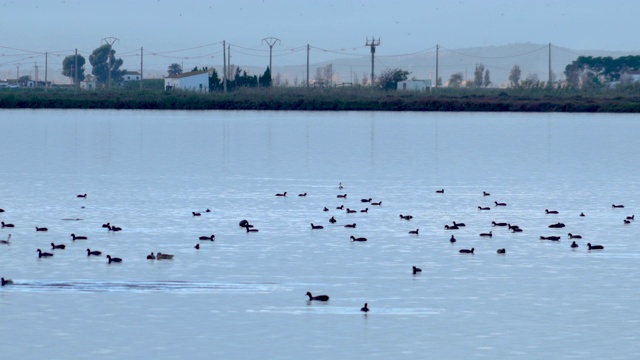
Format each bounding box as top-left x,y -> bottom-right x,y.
100,43 -> 640,88
220,43 -> 640,88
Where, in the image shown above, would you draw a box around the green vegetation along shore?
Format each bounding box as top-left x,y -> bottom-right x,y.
2,85 -> 640,112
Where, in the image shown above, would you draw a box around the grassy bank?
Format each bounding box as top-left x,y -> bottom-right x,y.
2,86 -> 640,112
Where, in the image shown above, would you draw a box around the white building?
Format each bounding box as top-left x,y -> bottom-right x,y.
123,71 -> 141,82
397,79 -> 432,91
164,71 -> 209,93
80,80 -> 97,90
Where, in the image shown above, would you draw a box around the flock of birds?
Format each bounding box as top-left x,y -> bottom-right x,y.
269,182 -> 632,312
1,182 -> 635,314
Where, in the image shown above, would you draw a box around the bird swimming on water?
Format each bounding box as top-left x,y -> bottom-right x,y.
306,292 -> 329,301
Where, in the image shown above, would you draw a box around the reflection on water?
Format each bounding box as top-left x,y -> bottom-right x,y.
6,280 -> 284,293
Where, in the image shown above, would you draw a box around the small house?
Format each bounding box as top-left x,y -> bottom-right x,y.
164,71 -> 209,93
397,80 -> 432,91
123,71 -> 141,82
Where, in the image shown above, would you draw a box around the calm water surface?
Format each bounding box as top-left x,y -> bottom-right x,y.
0,109 -> 639,359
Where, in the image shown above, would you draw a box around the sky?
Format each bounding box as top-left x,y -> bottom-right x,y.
0,0 -> 637,81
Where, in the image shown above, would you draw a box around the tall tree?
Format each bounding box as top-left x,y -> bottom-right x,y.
448,73 -> 463,88
473,64 -> 485,87
259,67 -> 272,87
62,54 -> 86,84
167,63 -> 183,76
509,65 -> 521,87
209,68 -> 221,91
378,68 -> 411,90
89,44 -> 124,87
483,69 -> 491,87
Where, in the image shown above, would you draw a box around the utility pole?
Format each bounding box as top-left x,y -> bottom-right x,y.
306,44 -> 310,88
45,52 -> 48,91
223,41 -> 227,93
74,48 -> 78,91
140,47 -> 143,90
365,37 -> 380,87
548,42 -> 552,89
262,37 -> 280,78
102,37 -> 119,90
15,63 -> 21,84
435,44 -> 439,88
33,63 -> 39,87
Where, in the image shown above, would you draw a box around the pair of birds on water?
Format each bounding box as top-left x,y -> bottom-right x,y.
306,291 -> 369,312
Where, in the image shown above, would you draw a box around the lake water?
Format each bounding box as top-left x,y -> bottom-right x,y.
0,109 -> 639,359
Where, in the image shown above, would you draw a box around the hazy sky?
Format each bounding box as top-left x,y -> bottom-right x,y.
0,0 -> 637,77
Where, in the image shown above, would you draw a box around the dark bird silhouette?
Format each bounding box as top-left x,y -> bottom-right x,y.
87,249 -> 102,256
106,255 -> 122,263
459,248 -> 475,254
36,227 -> 48,232
37,249 -> 54,258
350,236 -> 367,242
412,266 -> 422,274
496,248 -> 506,254
311,223 -> 324,230
548,222 -> 566,228
199,235 -> 216,241
306,292 -> 329,301
51,243 -> 65,250
587,243 -> 604,250
360,303 -> 369,312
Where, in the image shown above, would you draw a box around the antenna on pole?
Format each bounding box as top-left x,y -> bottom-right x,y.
365,37 -> 380,87
262,37 -> 280,78
101,37 -> 119,89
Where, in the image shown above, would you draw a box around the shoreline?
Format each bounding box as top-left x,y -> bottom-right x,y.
2,87 -> 640,113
